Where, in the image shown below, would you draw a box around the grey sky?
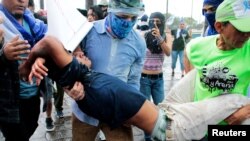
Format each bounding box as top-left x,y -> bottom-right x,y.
34,0 -> 204,22
143,0 -> 204,22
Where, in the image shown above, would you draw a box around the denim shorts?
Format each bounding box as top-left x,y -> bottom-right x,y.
51,58 -> 146,128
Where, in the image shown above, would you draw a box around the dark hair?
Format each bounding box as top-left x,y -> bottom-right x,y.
149,12 -> 165,36
98,5 -> 108,17
145,12 -> 166,54
144,31 -> 162,54
28,0 -> 35,7
221,21 -> 229,26
34,13 -> 47,24
78,8 -> 88,17
89,5 -> 104,20
140,14 -> 148,22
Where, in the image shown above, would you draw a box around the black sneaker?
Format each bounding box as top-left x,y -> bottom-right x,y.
56,110 -> 64,118
45,117 -> 55,131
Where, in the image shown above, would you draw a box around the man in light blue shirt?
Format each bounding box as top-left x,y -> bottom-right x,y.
71,0 -> 146,140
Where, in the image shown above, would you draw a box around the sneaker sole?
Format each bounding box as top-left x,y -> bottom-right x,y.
57,115 -> 64,119
46,126 -> 55,132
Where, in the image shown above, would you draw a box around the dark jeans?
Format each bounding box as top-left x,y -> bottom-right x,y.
50,58 -> 146,128
0,95 -> 40,141
53,82 -> 64,112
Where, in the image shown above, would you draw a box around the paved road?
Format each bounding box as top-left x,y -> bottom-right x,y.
0,56 -> 183,141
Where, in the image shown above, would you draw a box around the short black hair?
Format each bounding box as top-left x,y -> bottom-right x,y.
28,0 -> 35,7
89,5 -> 104,20
221,21 -> 229,26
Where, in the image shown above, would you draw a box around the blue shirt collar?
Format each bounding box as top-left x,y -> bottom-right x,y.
93,18 -> 107,34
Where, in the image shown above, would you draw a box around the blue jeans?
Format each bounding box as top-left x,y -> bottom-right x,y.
171,50 -> 184,71
140,75 -> 164,141
140,76 -> 164,105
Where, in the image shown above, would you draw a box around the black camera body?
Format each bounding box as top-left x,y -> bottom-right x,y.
144,31 -> 162,54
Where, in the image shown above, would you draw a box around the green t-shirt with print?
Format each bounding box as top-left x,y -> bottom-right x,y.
186,35 -> 250,124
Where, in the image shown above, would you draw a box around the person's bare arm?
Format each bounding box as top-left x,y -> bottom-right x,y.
28,57 -> 48,85
64,81 -> 85,101
30,35 -> 73,68
0,16 -> 31,61
184,48 -> 193,73
2,36 -> 31,61
152,23 -> 171,56
19,35 -> 73,82
160,34 -> 171,56
225,104 -> 250,125
24,43 -> 89,101
29,56 -> 86,101
0,27 -> 4,45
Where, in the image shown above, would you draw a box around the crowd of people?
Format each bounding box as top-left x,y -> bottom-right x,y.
1,0 -> 250,141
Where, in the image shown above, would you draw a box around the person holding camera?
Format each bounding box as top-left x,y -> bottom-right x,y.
140,12 -> 171,141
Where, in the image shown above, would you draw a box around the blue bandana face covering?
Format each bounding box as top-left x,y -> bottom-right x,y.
204,12 -> 215,27
109,13 -> 136,39
204,12 -> 218,36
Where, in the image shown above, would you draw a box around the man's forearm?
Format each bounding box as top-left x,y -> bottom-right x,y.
27,36 -> 73,69
19,36 -> 72,81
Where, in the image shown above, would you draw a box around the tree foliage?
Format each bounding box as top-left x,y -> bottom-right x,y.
164,13 -> 204,30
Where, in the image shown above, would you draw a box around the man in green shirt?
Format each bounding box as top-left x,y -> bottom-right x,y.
185,0 -> 250,125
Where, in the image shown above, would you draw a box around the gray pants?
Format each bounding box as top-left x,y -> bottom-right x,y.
159,69 -> 250,141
